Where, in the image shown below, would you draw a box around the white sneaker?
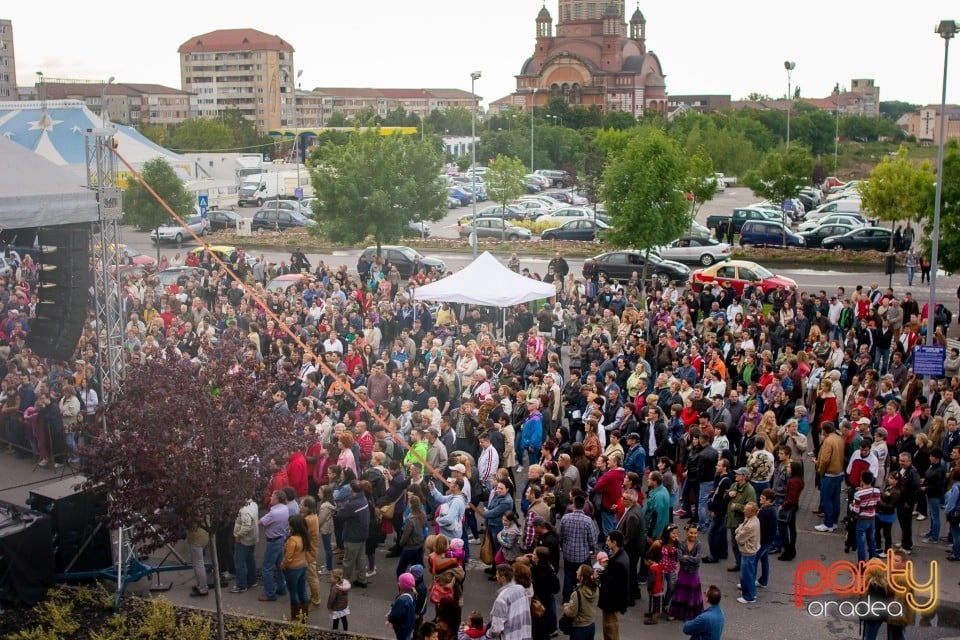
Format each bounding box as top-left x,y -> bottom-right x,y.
470,538 -> 482,545
814,524 -> 830,532
515,466 -> 524,473
826,525 -> 838,532
736,597 -> 756,604
37,459 -> 49,468
318,568 -> 329,575
366,569 -> 377,578
916,514 -> 926,521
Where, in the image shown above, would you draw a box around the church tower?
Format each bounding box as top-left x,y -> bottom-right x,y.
536,4 -> 553,38
600,4 -> 624,70
630,6 -> 646,53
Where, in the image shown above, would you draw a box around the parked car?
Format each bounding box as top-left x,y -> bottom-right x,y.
250,209 -> 311,232
97,244 -> 157,269
689,220 -> 714,239
706,207 -> 781,235
359,246 -> 446,279
582,250 -> 690,286
447,196 -> 462,208
267,273 -> 318,292
738,220 -> 806,248
656,236 -> 731,266
799,222 -> 862,248
462,183 -> 488,201
691,259 -> 797,301
821,227 -> 892,251
205,209 -> 244,232
151,215 -> 208,244
511,200 -> 553,218
156,266 -> 206,288
536,206 -> 603,226
540,219 -> 609,241
534,169 -> 572,187
525,179 -> 543,194
526,174 -> 551,189
797,212 -> 868,233
804,198 -> 864,223
188,245 -> 250,269
448,186 -> 474,206
458,218 -> 532,240
479,204 -> 528,221
259,198 -> 313,216
405,220 -> 431,237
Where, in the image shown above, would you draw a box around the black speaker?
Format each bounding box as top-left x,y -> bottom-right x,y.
0,500 -> 55,605
27,476 -> 112,574
26,223 -> 91,361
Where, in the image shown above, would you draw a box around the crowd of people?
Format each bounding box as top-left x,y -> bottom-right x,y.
2,242 -> 960,640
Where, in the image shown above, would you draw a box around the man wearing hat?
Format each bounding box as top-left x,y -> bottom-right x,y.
725,467 -> 757,572
622,432 -> 646,477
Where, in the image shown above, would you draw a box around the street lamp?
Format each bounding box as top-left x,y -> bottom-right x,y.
101,76 -> 115,127
784,61 -> 796,148
546,114 -> 563,127
530,87 -> 537,172
470,70 -> 481,259
294,69 -> 303,199
834,83 -> 841,172
927,19 -> 958,348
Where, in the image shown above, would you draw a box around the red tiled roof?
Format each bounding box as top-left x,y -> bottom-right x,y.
178,28 -> 294,54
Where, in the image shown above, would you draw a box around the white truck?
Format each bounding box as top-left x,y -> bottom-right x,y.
184,178 -> 239,210
237,170 -> 313,207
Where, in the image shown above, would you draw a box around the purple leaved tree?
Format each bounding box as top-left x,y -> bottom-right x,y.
80,343 -> 301,640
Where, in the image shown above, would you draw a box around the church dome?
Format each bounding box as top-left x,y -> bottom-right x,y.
537,5 -> 552,21
631,7 -> 646,23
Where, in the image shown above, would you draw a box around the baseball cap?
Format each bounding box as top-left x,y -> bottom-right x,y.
734,467 -> 750,477
531,516 -> 547,527
857,417 -> 871,426
448,463 -> 466,474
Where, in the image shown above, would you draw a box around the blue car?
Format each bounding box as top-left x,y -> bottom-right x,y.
448,187 -> 473,206
540,219 -> 610,241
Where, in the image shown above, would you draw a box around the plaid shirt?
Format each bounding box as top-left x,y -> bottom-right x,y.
486,581 -> 532,640
558,509 -> 598,564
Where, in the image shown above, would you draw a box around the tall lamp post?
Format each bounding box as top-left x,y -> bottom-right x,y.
470,70 -> 481,259
530,87 -> 537,172
834,83 -> 841,172
784,61 -> 796,148
101,76 -> 115,127
294,69 -> 303,199
927,19 -> 958,348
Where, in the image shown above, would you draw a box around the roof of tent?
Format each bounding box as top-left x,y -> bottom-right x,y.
412,251 -> 556,307
0,100 -> 194,178
0,136 -> 99,228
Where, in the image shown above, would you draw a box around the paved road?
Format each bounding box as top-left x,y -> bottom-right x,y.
2,455 -> 958,640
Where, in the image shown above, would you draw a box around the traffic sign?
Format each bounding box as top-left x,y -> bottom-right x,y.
198,194 -> 209,219
913,345 -> 945,378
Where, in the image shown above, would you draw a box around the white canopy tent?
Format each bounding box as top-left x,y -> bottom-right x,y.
412,251 -> 556,307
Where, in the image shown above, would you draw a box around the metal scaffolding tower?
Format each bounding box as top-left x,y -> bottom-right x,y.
84,127 -> 125,400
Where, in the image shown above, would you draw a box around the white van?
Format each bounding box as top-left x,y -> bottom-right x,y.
237,174 -> 279,207
805,198 -> 862,223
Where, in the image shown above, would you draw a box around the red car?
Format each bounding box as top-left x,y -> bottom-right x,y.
690,259 -> 796,301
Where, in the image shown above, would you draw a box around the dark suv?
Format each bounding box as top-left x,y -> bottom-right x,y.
360,246 -> 446,279
250,209 -> 311,232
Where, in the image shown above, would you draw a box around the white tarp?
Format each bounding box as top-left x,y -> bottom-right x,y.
0,136 -> 99,228
413,251 -> 556,307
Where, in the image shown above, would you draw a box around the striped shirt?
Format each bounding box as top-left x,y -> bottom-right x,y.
486,581 -> 532,640
852,486 -> 881,520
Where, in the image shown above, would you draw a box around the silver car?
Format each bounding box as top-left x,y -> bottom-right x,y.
152,215 -> 208,244
458,217 -> 531,240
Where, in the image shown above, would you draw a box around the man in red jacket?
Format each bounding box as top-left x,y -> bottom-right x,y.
285,448 -> 308,497
594,454 -> 626,535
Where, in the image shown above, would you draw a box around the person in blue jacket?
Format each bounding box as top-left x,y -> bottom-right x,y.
482,480 -> 516,560
387,573 -> 418,640
623,433 -> 647,476
518,398 -> 544,471
682,584 -> 725,640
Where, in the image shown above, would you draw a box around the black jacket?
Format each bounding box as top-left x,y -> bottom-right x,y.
340,492 -> 371,543
598,548 -> 631,613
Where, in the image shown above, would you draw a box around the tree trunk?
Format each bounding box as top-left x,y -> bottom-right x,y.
209,529 -> 226,640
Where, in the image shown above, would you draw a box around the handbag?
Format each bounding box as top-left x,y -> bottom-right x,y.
479,532 -> 494,565
379,494 -> 402,521
777,506 -> 793,524
429,580 -> 454,605
558,590 -> 579,634
530,596 -> 546,619
948,509 -> 960,526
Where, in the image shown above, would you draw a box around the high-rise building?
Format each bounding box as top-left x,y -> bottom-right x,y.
178,28 -> 295,133
0,19 -> 17,100
494,2 -> 667,117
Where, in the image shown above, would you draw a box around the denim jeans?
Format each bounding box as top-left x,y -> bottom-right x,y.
601,509 -> 618,536
862,619 -> 883,640
926,496 -> 941,541
906,265 -> 916,286
750,481 -> 770,496
262,537 -> 285,597
569,623 -> 595,640
234,542 -> 257,589
283,565 -> 308,605
820,475 -> 843,528
321,533 -> 334,571
855,519 -> 877,563
874,348 -> 890,375
396,547 -> 423,577
707,518 -> 727,560
562,557 -> 585,602
697,481 -> 715,528
739,553 -> 757,601
951,521 -> 960,558
755,544 -> 770,587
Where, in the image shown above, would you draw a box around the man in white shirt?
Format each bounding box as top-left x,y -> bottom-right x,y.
478,431 -> 500,492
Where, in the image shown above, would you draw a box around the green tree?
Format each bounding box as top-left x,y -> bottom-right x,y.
167,118 -> 233,151
220,108 -> 275,156
744,92 -> 773,101
599,127 -> 691,288
137,123 -> 167,146
685,147 -> 718,217
310,130 -> 446,255
743,145 -> 814,245
484,155 -> 527,240
880,100 -> 920,123
326,111 -> 349,127
601,111 -> 637,131
123,158 -> 194,262
921,141 -> 960,271
860,145 -> 935,254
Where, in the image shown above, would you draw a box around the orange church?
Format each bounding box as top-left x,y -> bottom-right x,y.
501,2 -> 668,117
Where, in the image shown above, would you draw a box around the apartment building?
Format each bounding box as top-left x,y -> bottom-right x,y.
0,19 -> 17,100
179,28 -> 295,133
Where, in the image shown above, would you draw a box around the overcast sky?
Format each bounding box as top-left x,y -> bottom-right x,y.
7,1 -> 960,109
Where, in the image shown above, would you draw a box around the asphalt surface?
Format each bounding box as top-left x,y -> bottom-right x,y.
2,455 -> 958,640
